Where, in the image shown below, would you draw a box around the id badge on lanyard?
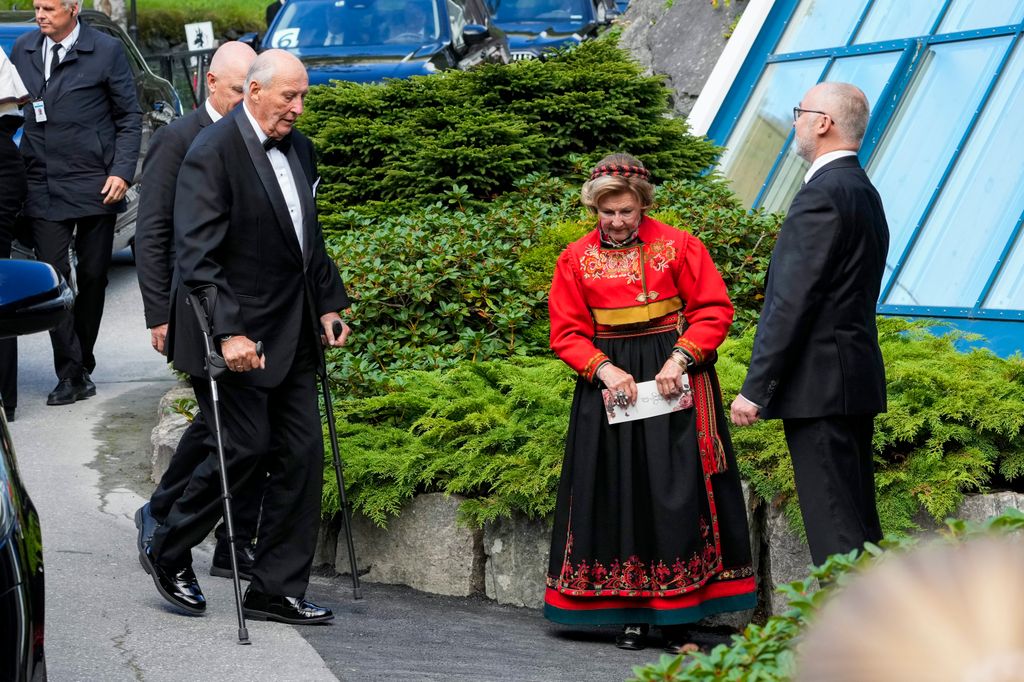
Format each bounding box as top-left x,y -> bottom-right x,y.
32,99 -> 47,122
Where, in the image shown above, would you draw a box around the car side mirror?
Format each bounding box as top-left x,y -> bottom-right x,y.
237,33 -> 261,50
0,261 -> 74,340
462,23 -> 490,45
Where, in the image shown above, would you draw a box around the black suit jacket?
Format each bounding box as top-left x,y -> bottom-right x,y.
167,107 -> 349,387
740,155 -> 889,419
10,20 -> 141,221
135,105 -> 214,329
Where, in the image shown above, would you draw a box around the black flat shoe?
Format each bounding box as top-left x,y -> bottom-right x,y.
210,542 -> 255,581
79,371 -> 97,398
142,547 -> 206,615
615,624 -> 648,650
243,587 -> 333,624
134,504 -> 157,574
662,625 -> 700,655
46,378 -> 89,405
3,406 -> 13,422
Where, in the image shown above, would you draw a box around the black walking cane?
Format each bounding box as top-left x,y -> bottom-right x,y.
320,318 -> 362,599
186,285 -> 261,644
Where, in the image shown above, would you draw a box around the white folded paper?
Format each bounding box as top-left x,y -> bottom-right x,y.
602,377 -> 693,424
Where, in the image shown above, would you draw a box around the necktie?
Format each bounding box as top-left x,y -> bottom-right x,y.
263,134 -> 292,154
47,43 -> 62,81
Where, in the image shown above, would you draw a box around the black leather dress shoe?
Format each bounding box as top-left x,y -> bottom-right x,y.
141,547 -> 206,615
242,587 -> 333,624
79,371 -> 97,398
46,377 -> 90,406
210,542 -> 255,581
615,624 -> 648,650
134,503 -> 158,574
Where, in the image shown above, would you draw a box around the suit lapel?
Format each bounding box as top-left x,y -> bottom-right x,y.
46,23 -> 94,106
20,33 -> 45,97
232,111 -> 303,263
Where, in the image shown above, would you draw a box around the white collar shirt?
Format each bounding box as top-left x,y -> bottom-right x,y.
44,21 -> 80,81
804,149 -> 857,184
242,102 -> 304,255
204,97 -> 223,123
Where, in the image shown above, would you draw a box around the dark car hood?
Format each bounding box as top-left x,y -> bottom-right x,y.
269,43 -> 446,84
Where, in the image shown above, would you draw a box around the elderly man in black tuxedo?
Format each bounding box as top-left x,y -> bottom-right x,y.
133,41 -> 260,585
9,0 -> 141,406
142,49 -> 351,624
730,81 -> 889,566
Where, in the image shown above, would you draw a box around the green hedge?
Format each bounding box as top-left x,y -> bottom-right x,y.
300,37 -> 720,220
324,321 -> 1024,535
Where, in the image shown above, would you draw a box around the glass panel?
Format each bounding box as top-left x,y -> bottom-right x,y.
866,37 -> 1011,294
718,58 -> 828,207
853,0 -> 943,43
888,40 -> 1024,307
774,0 -> 868,54
759,50 -> 902,213
986,227 -> 1024,309
938,0 -> 1024,33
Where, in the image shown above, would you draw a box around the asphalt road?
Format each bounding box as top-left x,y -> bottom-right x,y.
9,255 -> 723,681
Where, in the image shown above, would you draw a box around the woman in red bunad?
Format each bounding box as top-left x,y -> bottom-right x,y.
544,153 -> 756,653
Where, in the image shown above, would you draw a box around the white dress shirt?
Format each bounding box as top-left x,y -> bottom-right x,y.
803,149 -> 857,184
242,103 -> 304,255
43,21 -> 80,81
203,97 -> 222,123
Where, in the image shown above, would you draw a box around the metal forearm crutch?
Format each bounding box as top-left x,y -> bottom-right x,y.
320,318 -> 362,599
186,285 -> 260,644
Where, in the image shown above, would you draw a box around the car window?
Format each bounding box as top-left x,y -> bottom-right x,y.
269,0 -> 442,49
492,0 -> 589,22
447,0 -> 466,49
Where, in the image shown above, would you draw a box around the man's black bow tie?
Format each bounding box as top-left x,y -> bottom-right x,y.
263,134 -> 292,154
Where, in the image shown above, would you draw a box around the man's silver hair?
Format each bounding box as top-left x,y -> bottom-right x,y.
245,52 -> 280,91
60,0 -> 81,10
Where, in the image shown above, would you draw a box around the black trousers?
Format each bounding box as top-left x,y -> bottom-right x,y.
30,214 -> 115,379
149,409 -> 265,549
0,128 -> 26,410
784,414 -> 883,566
150,342 -> 324,597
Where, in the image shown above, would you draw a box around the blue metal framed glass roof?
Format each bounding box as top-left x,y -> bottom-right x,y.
703,0 -> 1024,356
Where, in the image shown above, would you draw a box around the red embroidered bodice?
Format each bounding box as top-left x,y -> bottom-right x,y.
549,216 -> 734,380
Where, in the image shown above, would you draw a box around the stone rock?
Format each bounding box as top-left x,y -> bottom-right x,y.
483,513 -> 552,608
150,385 -> 195,483
313,519 -> 339,569
699,481 -> 761,628
618,0 -> 745,117
763,502 -> 815,616
957,491 -> 1024,523
338,493 -> 485,597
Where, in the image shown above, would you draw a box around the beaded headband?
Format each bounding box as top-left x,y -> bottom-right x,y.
589,163 -> 651,181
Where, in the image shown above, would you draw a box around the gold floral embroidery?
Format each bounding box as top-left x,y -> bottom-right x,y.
644,239 -> 676,272
579,244 -> 641,283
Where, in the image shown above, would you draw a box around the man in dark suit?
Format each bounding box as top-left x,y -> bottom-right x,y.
10,0 -> 141,406
133,41 -> 259,583
143,49 -> 351,624
266,0 -> 286,27
730,81 -> 889,566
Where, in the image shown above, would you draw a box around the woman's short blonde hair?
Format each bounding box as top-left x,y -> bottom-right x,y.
581,153 -> 655,213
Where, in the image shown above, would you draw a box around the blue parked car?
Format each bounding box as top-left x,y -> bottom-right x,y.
260,0 -> 510,84
487,0 -> 616,61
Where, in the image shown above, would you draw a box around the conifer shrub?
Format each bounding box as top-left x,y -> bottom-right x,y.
299,36 -> 720,219
324,320 -> 1024,535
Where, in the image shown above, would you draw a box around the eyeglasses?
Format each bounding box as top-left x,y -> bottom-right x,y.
793,107 -> 831,123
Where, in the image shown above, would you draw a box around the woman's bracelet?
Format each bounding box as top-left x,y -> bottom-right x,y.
669,350 -> 690,370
